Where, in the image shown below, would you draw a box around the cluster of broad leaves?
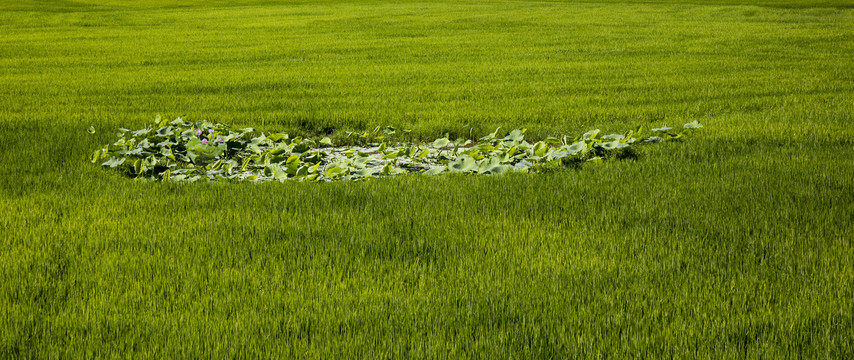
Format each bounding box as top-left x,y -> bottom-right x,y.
92,116 -> 702,183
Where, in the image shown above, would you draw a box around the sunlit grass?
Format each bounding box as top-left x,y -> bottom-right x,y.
1,0 -> 853,358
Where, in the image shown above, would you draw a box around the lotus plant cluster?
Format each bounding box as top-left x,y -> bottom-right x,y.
92,116 -> 702,183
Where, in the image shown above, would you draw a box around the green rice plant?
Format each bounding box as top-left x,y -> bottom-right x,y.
3,0 -> 853,357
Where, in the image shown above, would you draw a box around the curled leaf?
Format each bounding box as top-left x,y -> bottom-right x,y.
683,120 -> 703,129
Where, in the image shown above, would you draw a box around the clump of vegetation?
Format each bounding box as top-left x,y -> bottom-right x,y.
92,116 -> 702,183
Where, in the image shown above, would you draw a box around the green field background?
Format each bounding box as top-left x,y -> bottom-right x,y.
1,0 -> 853,358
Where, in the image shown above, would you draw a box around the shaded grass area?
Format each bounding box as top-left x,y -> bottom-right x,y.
1,0 -> 853,357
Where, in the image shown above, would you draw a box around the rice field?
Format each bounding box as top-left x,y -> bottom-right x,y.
1,0 -> 853,357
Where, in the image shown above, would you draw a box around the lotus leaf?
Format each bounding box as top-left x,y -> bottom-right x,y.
683,120 -> 703,129
93,116 -> 699,183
